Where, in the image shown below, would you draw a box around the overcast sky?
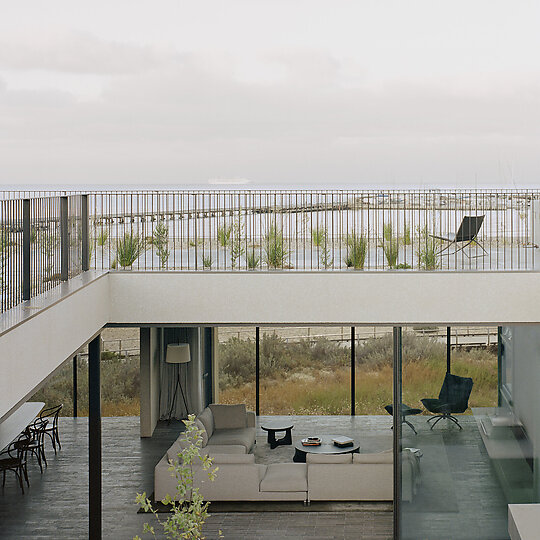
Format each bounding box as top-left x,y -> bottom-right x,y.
0,0 -> 539,188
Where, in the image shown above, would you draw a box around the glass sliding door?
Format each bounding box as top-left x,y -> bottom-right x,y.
398,325 -> 508,540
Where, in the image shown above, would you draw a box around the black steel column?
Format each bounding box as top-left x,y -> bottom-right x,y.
351,327 -> 356,416
255,327 -> 260,416
446,326 -> 451,373
393,327 -> 402,540
88,335 -> 101,540
497,326 -> 503,407
22,199 -> 31,301
81,194 -> 89,271
60,196 -> 69,281
73,356 -> 78,418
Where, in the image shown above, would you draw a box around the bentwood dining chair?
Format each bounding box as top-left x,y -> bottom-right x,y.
37,404 -> 63,454
23,418 -> 49,473
0,436 -> 30,494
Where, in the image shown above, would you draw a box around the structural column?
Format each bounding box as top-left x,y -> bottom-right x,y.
73,356 -> 78,418
22,199 -> 30,301
351,327 -> 356,416
140,327 -> 160,437
446,326 -> 451,373
88,335 -> 101,540
60,196 -> 69,282
393,327 -> 402,540
81,194 -> 90,272
255,327 -> 260,416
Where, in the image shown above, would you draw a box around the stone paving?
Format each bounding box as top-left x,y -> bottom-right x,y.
0,414 -> 510,539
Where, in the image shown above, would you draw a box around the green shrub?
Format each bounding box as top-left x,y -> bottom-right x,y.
97,229 -> 109,247
381,223 -> 399,269
218,334 -> 349,389
416,226 -> 440,270
202,254 -> 213,269
152,222 -> 170,268
217,225 -> 231,247
311,227 -> 326,247
116,232 -> 145,268
263,223 -> 288,268
230,219 -> 245,268
31,353 -> 140,416
403,224 -> 411,245
247,250 -> 260,270
345,233 -> 367,269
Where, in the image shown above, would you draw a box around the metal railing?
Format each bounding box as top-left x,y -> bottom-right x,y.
1,189 -> 539,313
86,190 -> 539,272
1,194 -> 86,312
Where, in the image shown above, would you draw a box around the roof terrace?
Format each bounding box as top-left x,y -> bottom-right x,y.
1,189 -> 539,313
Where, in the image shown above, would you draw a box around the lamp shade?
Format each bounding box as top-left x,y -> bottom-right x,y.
166,343 -> 191,364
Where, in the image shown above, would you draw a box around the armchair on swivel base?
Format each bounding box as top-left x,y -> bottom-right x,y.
421,373 -> 473,430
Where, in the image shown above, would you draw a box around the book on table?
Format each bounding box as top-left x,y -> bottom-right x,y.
301,437 -> 321,446
332,436 -> 354,448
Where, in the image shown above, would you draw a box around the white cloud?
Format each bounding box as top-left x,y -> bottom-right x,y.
0,0 -> 539,186
0,30 -> 167,74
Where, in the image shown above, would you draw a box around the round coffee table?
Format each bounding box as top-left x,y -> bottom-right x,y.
261,422 -> 294,449
293,435 -> 360,463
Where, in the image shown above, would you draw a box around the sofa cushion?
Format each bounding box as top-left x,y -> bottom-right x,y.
209,428 -> 256,451
209,404 -> 247,429
257,464 -> 267,484
306,453 -> 352,464
167,436 -> 189,461
204,444 -> 246,455
210,453 -> 255,464
260,464 -> 308,493
353,452 -> 393,465
195,419 -> 208,446
198,407 -> 214,437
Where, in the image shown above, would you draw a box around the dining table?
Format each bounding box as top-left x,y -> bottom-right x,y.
0,402 -> 45,451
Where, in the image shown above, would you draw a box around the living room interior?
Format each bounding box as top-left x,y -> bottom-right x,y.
1,321 -> 527,539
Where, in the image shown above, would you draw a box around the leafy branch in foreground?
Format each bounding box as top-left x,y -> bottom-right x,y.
135,415 -> 220,540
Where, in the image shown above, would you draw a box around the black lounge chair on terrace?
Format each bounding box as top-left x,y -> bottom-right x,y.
421,373 -> 473,430
430,215 -> 486,257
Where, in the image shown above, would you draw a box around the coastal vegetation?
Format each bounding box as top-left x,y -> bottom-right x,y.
32,331 -> 497,418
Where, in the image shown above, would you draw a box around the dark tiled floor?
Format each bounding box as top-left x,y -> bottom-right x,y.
0,414 -> 510,539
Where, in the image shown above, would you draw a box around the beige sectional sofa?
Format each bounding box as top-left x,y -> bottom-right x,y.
155,411 -> 420,503
306,451 -> 418,502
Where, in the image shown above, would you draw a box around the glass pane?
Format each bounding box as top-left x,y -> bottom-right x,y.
216,327 -> 256,410
400,325 -> 508,539
259,326 -> 351,415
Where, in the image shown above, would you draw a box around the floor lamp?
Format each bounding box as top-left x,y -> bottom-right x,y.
166,343 -> 191,421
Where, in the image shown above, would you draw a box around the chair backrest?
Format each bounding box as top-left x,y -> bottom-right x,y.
438,373 -> 473,413
455,216 -> 484,242
40,404 -> 63,428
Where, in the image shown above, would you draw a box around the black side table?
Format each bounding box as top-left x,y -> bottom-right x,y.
261,423 -> 294,449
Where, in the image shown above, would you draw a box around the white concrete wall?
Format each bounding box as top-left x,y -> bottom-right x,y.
0,275 -> 110,421
109,271 -> 540,326
507,326 -> 540,498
